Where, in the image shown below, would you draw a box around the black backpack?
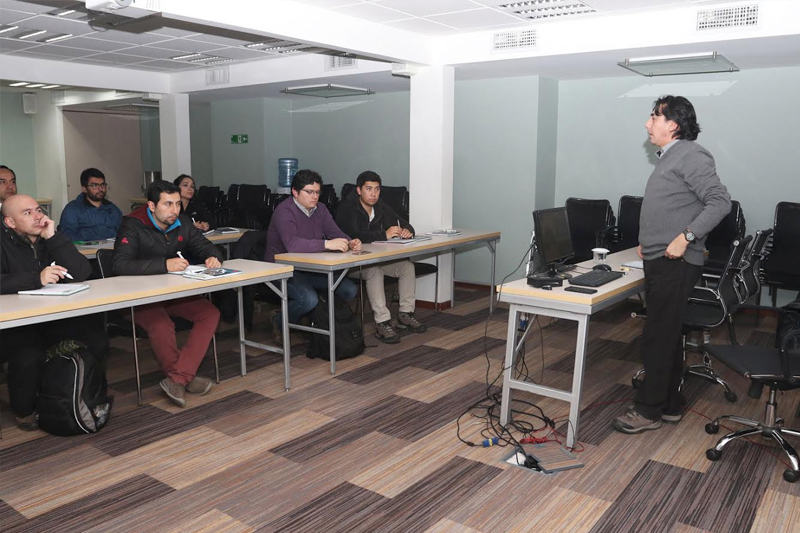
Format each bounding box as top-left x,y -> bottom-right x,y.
37,340 -> 112,436
777,295 -> 800,352
307,296 -> 365,361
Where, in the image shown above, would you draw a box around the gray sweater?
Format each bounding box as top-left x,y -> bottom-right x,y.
639,140 -> 731,266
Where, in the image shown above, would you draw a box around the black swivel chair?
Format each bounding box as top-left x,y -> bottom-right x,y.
609,195 -> 643,252
736,228 -> 773,304
96,249 -> 219,405
564,197 -> 615,263
762,201 -> 800,306
632,236 -> 752,402
704,200 -> 746,277
703,318 -> 800,483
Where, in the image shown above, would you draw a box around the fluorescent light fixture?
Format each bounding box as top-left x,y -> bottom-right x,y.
501,0 -> 595,19
41,84 -> 61,89
54,9 -> 76,16
25,83 -> 45,88
9,81 -> 29,87
44,33 -> 72,43
281,84 -> 374,98
18,30 -> 47,40
206,58 -> 235,65
618,51 -> 739,77
171,53 -> 203,60
189,56 -> 220,63
0,25 -> 19,34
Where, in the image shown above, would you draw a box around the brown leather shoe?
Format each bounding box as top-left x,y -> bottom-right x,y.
186,376 -> 213,395
159,378 -> 186,407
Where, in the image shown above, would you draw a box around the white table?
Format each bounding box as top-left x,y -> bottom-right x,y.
498,248 -> 645,447
275,230 -> 501,374
77,229 -> 249,259
0,259 -> 294,401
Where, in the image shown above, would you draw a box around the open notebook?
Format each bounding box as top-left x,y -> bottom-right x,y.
373,236 -> 432,245
19,284 -> 90,296
170,266 -> 241,280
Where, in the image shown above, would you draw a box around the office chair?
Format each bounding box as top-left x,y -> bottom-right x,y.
96,249 -> 219,405
703,316 -> 800,483
197,186 -> 221,211
235,184 -> 272,229
319,184 -> 339,217
564,197 -> 615,263
762,201 -> 800,306
632,236 -> 752,402
736,228 -> 772,304
704,200 -> 746,277
608,195 -> 643,252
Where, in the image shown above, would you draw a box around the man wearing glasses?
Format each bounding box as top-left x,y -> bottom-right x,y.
265,169 -> 361,343
58,167 -> 123,242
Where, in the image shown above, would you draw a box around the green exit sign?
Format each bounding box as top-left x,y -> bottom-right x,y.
231,134 -> 249,144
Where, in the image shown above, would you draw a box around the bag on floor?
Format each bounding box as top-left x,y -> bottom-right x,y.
37,340 -> 112,436
777,295 -> 800,352
307,296 -> 365,361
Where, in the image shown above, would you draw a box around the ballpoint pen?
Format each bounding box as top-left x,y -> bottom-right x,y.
50,261 -> 74,279
177,251 -> 185,260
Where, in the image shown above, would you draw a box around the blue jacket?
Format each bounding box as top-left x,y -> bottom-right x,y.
58,193 -> 123,242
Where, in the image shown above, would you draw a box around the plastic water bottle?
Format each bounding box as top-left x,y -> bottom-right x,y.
278,158 -> 298,188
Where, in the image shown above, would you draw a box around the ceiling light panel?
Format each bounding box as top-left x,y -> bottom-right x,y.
17,29 -> 46,39
618,52 -> 739,77
0,25 -> 19,34
499,0 -> 596,20
9,81 -> 29,86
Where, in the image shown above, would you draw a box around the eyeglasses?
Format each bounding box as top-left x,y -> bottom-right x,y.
86,183 -> 108,190
300,189 -> 321,197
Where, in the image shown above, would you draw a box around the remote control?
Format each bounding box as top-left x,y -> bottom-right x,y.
565,286 -> 597,294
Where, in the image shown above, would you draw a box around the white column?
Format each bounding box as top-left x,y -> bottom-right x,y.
409,66 -> 455,307
159,93 -> 191,179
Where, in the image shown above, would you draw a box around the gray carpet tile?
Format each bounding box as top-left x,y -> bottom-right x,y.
682,439 -> 779,533
589,460 -> 703,533
263,482 -> 388,533
548,338 -> 636,373
414,337 -> 506,373
4,474 -> 174,533
0,499 -> 26,531
335,345 -> 447,385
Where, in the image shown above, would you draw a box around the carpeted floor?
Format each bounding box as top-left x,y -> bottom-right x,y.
1,287 -> 798,533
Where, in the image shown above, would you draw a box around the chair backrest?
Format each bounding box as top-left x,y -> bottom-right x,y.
706,200 -> 746,250
616,195 -> 643,251
738,228 -> 773,300
772,201 -> 800,250
319,184 -> 338,216
197,186 -> 221,210
564,197 -> 615,263
96,248 -> 114,279
717,234 -> 753,310
381,185 -> 410,221
341,183 -> 356,201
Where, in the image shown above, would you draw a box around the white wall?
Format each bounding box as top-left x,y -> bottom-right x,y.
189,103 -> 213,187
0,91 -> 37,198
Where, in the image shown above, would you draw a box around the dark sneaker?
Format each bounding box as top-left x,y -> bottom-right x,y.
375,321 -> 400,344
612,408 -> 662,434
186,376 -> 213,395
662,410 -> 683,423
396,312 -> 427,333
271,310 -> 283,345
15,412 -> 38,432
159,378 -> 186,407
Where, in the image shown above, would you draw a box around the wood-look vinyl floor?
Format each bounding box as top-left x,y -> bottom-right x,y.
1,288 -> 799,533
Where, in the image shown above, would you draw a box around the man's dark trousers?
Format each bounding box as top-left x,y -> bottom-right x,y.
635,256 -> 702,420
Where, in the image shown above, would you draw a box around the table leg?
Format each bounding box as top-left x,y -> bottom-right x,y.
499,304 -> 520,427
281,278 -> 290,391
131,307 -> 142,406
487,240 -> 497,313
566,314 -> 590,448
328,270 -> 336,375
451,251 -> 456,309
237,286 -> 247,377
434,254 -> 440,312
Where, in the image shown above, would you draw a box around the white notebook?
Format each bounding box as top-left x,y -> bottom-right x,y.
19,284 -> 89,296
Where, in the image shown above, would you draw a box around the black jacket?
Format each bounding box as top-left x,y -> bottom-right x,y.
179,199 -> 216,230
334,191 -> 414,244
111,206 -> 223,276
0,225 -> 92,294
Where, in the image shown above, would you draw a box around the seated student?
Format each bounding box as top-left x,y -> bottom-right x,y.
112,181 -> 222,407
0,195 -> 108,431
173,174 -> 216,232
335,170 -> 427,343
265,169 -> 361,342
0,164 -> 18,207
59,168 -> 123,242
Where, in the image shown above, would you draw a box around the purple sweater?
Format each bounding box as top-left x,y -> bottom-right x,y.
265,199 -> 350,262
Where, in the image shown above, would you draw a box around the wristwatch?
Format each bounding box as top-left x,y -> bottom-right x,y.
683,229 -> 696,243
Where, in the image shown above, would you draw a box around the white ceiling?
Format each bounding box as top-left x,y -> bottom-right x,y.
293,0 -> 736,36
0,0 -> 320,72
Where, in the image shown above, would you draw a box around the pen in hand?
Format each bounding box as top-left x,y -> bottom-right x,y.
177,251 -> 185,260
50,261 -> 74,280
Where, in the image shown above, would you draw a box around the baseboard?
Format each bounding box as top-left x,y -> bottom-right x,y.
454,281 -> 491,291
416,299 -> 452,311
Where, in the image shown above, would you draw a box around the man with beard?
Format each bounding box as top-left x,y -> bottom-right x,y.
112,180 -> 223,407
58,168 -> 122,241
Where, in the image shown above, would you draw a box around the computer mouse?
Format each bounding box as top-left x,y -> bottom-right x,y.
593,264 -> 613,272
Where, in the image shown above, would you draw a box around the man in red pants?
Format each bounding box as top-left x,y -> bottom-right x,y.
112,181 -> 223,407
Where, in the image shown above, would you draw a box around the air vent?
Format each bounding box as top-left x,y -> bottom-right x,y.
205,66 -> 230,86
493,29 -> 537,51
324,55 -> 357,71
697,4 -> 758,31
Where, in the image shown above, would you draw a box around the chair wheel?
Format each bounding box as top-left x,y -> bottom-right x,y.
783,469 -> 799,483
705,423 -> 719,434
724,391 -> 737,403
706,449 -> 722,461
